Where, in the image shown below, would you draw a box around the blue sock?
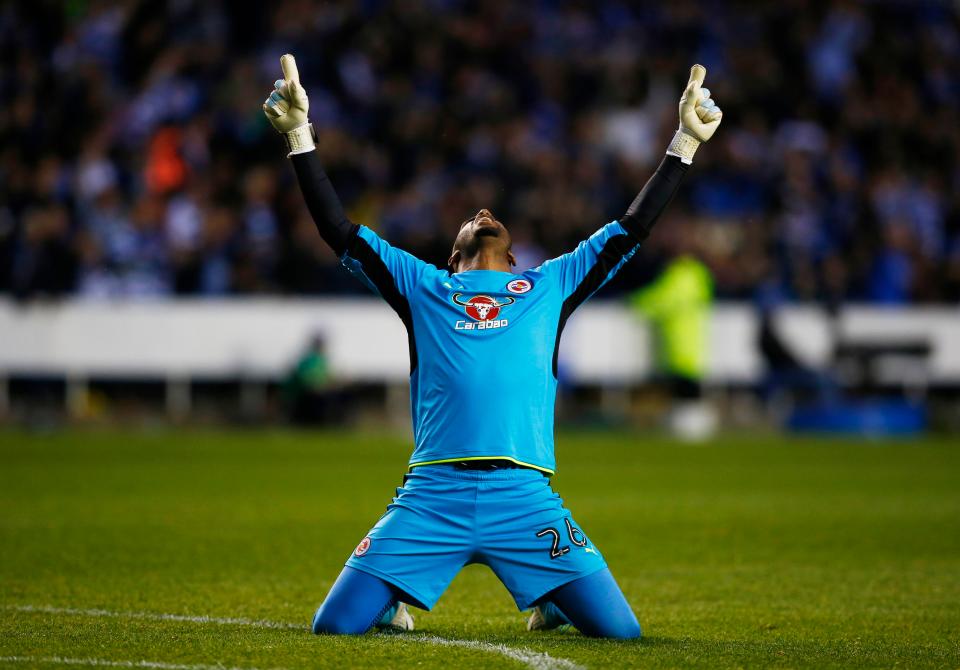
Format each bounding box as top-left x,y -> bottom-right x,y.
377,603 -> 399,627
538,601 -> 571,628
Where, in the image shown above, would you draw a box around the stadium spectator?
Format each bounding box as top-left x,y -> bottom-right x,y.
283,333 -> 343,425
2,1 -> 959,304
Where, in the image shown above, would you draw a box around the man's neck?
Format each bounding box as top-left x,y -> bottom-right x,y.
456,249 -> 513,273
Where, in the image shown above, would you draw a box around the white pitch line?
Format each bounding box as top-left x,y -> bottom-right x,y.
389,634 -> 586,670
4,604 -> 303,631
0,656 -> 275,670
4,604 -> 585,670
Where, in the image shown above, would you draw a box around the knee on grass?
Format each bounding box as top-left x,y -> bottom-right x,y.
576,607 -> 641,640
589,617 -> 642,640
312,609 -> 372,635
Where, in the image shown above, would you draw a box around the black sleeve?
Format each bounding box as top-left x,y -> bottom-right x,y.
289,150 -> 359,257
619,154 -> 690,242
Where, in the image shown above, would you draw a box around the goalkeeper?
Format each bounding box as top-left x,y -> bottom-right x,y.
264,54 -> 722,638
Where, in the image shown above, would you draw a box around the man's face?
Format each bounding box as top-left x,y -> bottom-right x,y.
449,209 -> 514,272
455,208 -> 510,248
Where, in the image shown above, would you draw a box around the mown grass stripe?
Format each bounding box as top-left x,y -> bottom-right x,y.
0,656 -> 276,670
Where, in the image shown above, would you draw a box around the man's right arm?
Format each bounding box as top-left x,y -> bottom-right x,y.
262,54 -> 358,257
289,150 -> 358,257
263,53 -> 431,318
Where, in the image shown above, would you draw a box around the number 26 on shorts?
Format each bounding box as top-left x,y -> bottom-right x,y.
536,517 -> 587,559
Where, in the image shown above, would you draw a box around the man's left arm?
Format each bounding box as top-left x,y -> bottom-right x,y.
620,63 -> 722,241
618,155 -> 688,244
539,64 -> 723,301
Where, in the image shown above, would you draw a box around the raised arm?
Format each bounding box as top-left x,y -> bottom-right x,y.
261,53 -> 430,357
620,63 -> 723,241
618,155 -> 688,244
289,152 -> 358,257
262,54 -> 358,256
538,65 -> 723,300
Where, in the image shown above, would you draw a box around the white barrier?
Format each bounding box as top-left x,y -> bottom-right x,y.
1,298 -> 959,384
0,299 -> 408,381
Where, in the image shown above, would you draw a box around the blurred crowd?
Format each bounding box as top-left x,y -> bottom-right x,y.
2,0 -> 960,303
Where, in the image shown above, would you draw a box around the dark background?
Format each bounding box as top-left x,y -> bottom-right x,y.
3,0 -> 959,304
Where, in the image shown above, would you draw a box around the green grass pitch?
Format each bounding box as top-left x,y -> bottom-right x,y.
1,428 -> 958,669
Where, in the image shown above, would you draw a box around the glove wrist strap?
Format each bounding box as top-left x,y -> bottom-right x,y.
666,128 -> 700,165
285,123 -> 317,157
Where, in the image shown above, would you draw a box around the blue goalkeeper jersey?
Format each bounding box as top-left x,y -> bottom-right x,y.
341,223 -> 641,475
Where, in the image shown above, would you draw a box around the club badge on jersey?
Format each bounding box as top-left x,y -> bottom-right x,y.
506,279 -> 533,294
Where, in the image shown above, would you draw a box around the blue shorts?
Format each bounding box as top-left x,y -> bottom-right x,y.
344,464 -> 607,611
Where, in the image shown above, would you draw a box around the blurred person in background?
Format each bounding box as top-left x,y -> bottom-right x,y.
754,297 -> 840,421
9,205 -> 77,300
283,332 -> 343,425
629,220 -> 715,441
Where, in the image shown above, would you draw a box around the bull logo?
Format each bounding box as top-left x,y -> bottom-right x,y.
451,293 -> 515,321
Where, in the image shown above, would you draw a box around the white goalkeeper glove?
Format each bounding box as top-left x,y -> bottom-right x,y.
262,54 -> 316,156
666,64 -> 723,164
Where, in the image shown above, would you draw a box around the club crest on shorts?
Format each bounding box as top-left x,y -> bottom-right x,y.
506,279 -> 532,294
354,536 -> 372,557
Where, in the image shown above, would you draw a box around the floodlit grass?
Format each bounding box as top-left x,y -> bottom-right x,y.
1,428 -> 958,668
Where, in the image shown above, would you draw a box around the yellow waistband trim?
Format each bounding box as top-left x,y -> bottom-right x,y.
409,455 -> 555,475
